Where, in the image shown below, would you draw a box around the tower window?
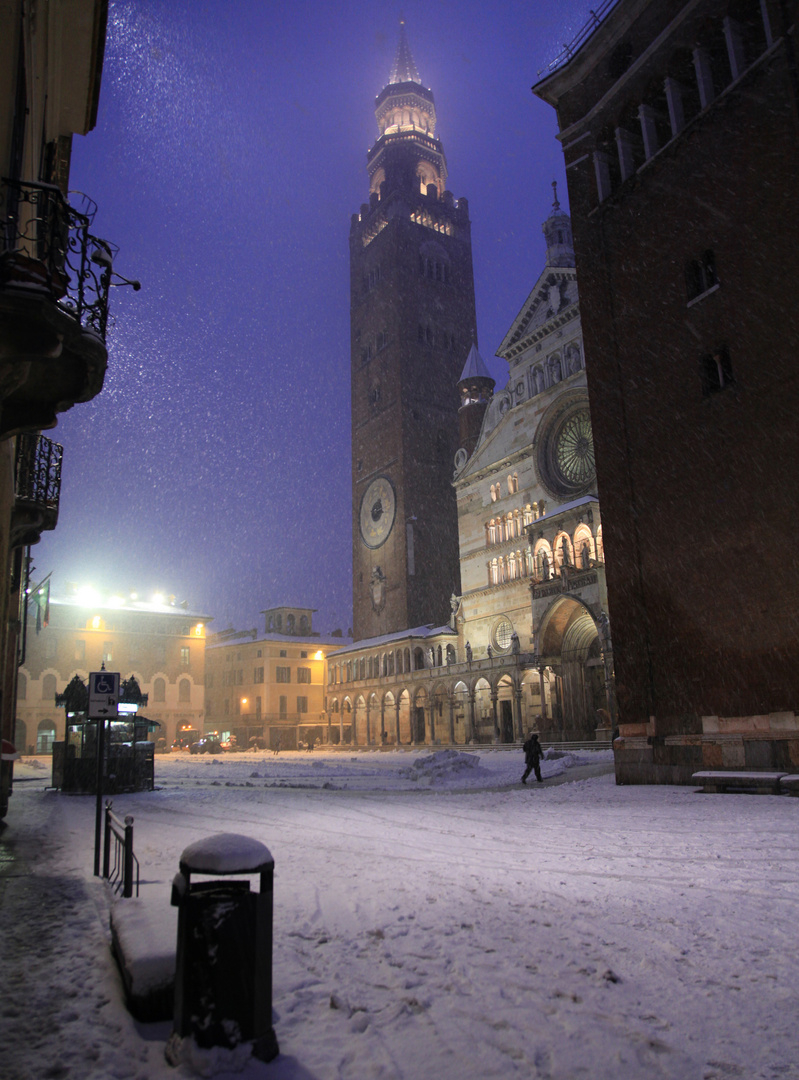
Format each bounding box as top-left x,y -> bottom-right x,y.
686,250 -> 718,301
700,345 -> 734,395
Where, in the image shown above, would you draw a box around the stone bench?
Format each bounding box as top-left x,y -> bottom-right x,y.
110,895 -> 176,1022
692,770 -> 786,795
779,774 -> 799,795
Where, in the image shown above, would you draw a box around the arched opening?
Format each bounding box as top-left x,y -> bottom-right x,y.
538,598 -> 608,739
413,687 -> 429,743
452,681 -> 469,743
42,673 -> 57,703
497,675 -> 515,743
37,718 -> 56,754
398,689 -> 411,744
473,677 -> 493,743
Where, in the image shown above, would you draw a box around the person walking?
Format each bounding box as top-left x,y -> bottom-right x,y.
521,731 -> 542,784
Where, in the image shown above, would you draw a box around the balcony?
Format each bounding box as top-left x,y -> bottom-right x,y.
11,433 -> 63,547
0,179 -> 112,438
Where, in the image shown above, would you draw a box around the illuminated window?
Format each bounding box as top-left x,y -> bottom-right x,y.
103,642 -> 113,663
180,647 -> 190,667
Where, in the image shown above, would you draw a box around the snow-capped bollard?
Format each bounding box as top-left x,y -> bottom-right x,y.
165,833 -> 279,1067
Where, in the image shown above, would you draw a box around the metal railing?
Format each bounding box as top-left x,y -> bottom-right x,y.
0,178 -> 113,339
14,433 -> 62,515
537,1 -> 620,77
103,801 -> 139,898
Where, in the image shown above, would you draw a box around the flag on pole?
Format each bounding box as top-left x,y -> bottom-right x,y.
35,580 -> 50,634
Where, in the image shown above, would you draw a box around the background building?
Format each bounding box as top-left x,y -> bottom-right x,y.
349,21 -> 477,641
205,607 -> 343,750
17,586 -> 209,753
328,198 -> 614,745
534,0 -> 799,781
0,0 -> 115,815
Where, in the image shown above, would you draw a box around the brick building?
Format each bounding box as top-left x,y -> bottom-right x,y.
534,0 -> 799,781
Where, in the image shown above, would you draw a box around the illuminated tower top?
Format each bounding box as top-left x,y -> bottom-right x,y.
368,20 -> 447,200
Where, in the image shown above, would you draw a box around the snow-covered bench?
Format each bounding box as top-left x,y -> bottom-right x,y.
779,774 -> 799,795
692,770 -> 786,795
110,895 -> 176,1022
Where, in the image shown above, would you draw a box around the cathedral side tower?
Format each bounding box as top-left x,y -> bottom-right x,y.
350,21 -> 477,641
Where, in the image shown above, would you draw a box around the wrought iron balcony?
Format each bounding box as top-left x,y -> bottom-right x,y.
0,178 -> 113,340
11,433 -> 63,546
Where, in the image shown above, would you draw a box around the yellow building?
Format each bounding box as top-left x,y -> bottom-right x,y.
1,0 -> 116,815
205,607 -> 344,750
17,585 -> 210,753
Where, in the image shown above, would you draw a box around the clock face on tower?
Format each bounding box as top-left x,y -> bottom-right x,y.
359,476 -> 396,549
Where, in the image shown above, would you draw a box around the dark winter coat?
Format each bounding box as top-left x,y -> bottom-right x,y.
523,736 -> 542,765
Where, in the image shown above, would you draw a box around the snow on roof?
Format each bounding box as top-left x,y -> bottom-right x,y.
49,596 -> 212,620
329,623 -> 456,657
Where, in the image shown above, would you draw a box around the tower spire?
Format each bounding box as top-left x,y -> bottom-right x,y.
389,18 -> 421,85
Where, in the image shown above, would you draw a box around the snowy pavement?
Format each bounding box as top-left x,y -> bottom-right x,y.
1,748 -> 797,1080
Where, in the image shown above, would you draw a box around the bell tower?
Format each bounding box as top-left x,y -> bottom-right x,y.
350,21 -> 477,641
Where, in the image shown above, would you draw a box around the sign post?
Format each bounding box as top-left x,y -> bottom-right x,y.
89,670 -> 119,877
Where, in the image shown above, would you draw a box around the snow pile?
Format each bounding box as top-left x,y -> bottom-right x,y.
398,748 -> 484,785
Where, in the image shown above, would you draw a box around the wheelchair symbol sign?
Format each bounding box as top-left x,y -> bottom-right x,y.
88,671 -> 120,718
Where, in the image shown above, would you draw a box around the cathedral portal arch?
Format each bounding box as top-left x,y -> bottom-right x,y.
536,596 -> 608,738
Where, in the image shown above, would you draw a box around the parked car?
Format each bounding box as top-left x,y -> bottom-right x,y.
189,737 -> 223,755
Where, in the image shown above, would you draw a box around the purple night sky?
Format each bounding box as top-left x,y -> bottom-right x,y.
35,0 -> 600,634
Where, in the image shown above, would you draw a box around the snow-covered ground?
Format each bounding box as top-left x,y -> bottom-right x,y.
2,748 -> 797,1080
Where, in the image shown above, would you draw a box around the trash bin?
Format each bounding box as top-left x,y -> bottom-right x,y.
166,833 -> 279,1065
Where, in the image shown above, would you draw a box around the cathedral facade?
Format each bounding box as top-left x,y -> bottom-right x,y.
452,190 -> 614,743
